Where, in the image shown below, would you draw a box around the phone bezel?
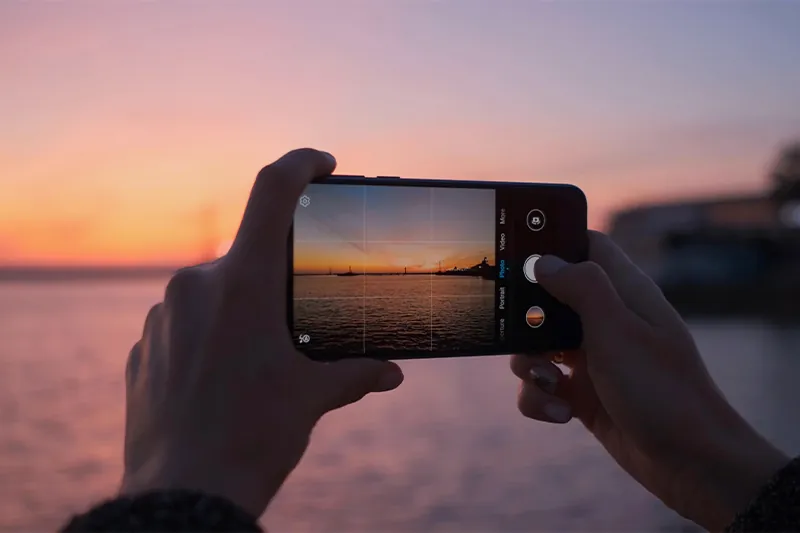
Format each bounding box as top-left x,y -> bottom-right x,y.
286,175 -> 588,361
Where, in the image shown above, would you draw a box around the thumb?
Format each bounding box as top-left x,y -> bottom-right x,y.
535,255 -> 628,325
315,359 -> 404,413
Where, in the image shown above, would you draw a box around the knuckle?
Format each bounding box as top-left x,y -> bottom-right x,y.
256,161 -> 294,189
616,313 -> 651,344
588,233 -> 616,265
126,343 -> 142,382
575,261 -> 607,285
561,261 -> 606,307
142,303 -> 163,335
574,262 -> 614,302
509,354 -> 536,379
286,147 -> 319,159
145,302 -> 162,321
164,267 -> 205,304
220,265 -> 256,300
517,386 -> 541,419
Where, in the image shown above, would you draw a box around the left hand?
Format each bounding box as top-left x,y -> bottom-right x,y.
121,148 -> 404,518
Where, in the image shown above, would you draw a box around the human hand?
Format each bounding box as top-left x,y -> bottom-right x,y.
121,149 -> 404,518
510,231 -> 788,530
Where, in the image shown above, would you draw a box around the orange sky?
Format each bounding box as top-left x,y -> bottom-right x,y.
2,2 -> 799,266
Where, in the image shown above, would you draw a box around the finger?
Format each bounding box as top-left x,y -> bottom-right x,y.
586,230 -> 682,327
126,342 -> 142,385
510,352 -> 582,380
556,356 -> 603,428
510,353 -> 564,389
518,382 -> 573,424
552,350 -> 586,368
534,255 -> 632,327
515,357 -> 565,396
551,350 -> 583,368
228,148 -> 336,271
312,359 -> 404,413
142,303 -> 163,337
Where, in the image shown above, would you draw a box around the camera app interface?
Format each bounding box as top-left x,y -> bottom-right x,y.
291,182 -> 583,359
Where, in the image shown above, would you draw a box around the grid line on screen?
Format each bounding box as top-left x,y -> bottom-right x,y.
362,185 -> 366,353
429,187 -> 433,351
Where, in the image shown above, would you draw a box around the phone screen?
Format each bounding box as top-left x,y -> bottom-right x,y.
288,176 -> 587,360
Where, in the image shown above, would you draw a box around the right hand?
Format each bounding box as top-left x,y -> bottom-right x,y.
510,231 -> 789,530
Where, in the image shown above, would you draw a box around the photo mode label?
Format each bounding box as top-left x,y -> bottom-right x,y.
495,200 -> 509,347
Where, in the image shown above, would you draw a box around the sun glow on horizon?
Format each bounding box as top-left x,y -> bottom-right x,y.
2,2 -> 798,265
216,240 -> 233,258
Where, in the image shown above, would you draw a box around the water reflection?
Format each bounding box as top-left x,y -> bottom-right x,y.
0,281 -> 798,531
691,320 -> 800,453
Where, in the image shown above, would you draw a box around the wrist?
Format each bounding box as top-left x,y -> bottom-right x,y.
690,410 -> 789,531
120,456 -> 279,519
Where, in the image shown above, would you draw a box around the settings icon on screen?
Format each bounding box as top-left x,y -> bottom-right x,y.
299,195 -> 311,208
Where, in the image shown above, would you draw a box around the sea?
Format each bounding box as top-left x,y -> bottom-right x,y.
2,277 -> 800,532
294,275 -> 496,355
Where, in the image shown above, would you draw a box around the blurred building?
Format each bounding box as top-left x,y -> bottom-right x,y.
608,143 -> 800,315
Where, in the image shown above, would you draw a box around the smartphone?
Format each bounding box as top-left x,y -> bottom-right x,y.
287,175 -> 588,361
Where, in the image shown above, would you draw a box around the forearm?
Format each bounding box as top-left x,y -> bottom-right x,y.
61,450 -> 800,532
695,413 -> 794,532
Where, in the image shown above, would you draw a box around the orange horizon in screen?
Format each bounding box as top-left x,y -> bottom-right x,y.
293,243 -> 494,275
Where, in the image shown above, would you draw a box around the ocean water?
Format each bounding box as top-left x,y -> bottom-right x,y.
2,279 -> 800,532
294,275 -> 496,355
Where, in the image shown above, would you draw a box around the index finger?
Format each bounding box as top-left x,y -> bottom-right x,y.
588,230 -> 682,327
227,148 -> 336,271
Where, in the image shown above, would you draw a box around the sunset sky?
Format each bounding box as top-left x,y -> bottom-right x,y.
294,184 -> 494,274
2,1 -> 800,265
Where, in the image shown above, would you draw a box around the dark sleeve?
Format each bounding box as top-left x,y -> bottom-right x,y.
727,455 -> 800,532
60,490 -> 263,532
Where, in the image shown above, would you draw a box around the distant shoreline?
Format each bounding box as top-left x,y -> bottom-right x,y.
0,266 -> 178,282
295,272 -> 433,276
0,267 -> 495,282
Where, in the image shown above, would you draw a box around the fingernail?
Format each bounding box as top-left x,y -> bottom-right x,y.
375,366 -> 404,392
544,402 -> 571,423
536,255 -> 568,277
530,366 -> 559,394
